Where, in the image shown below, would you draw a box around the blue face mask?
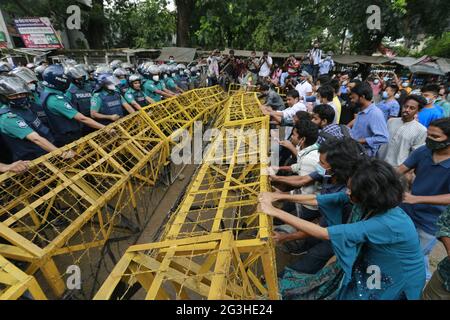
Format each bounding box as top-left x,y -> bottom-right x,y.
9,96 -> 30,108
120,79 -> 127,85
315,163 -> 332,178
382,91 -> 389,99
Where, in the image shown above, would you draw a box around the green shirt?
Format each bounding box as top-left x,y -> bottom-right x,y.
124,87 -> 148,104
164,77 -> 177,90
0,107 -> 33,139
43,87 -> 78,119
143,79 -> 163,102
90,89 -> 127,112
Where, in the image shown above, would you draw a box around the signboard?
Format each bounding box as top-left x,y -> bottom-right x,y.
14,17 -> 63,49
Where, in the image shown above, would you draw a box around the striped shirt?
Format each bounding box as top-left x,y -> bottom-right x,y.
378,118 -> 427,166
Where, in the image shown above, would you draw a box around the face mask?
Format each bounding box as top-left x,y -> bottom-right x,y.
164,74 -> 168,79
179,70 -> 184,75
426,137 -> 450,151
120,79 -> 127,85
394,93 -> 400,99
383,77 -> 389,82
106,84 -> 116,91
315,163 -> 332,178
28,83 -> 36,91
382,91 -> 389,99
9,96 -> 30,108
172,73 -> 176,77
342,81 -> 348,86
196,72 -> 200,76
152,75 -> 159,82
424,97 -> 434,105
169,59 -> 174,63
402,82 -> 409,88
373,79 -> 380,84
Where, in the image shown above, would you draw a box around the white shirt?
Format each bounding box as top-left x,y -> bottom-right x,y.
291,144 -> 320,210
258,56 -> 273,77
295,81 -> 313,101
282,102 -> 307,139
378,118 -> 427,166
309,48 -> 322,65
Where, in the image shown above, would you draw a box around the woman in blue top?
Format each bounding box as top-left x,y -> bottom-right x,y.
259,159 -> 425,300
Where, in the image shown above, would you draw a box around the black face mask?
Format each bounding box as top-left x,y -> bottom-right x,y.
9,96 -> 30,108
426,137 -> 450,151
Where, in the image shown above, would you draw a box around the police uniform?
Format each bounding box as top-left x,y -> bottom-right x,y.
40,87 -> 82,147
66,82 -> 93,135
30,90 -> 50,127
143,79 -> 164,102
124,87 -> 150,108
164,76 -> 178,92
117,80 -> 129,96
91,89 -> 126,125
0,104 -> 54,161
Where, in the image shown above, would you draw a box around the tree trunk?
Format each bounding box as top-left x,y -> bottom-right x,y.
175,0 -> 194,47
85,0 -> 105,49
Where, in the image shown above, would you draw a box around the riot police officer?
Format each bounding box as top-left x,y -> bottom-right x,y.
10,66 -> 49,126
0,74 -> 61,161
161,64 -> 184,94
124,74 -> 155,109
176,64 -> 190,91
113,68 -> 129,95
109,60 -> 123,71
0,62 -> 12,75
65,65 -> 93,135
142,65 -> 176,102
41,64 -> 107,147
188,66 -> 202,89
90,73 -> 136,126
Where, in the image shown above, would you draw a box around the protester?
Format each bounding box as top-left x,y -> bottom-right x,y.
311,104 -> 350,144
349,82 -> 389,157
378,95 -> 427,167
419,84 -> 444,128
308,41 -> 322,82
422,205 -> 450,300
258,51 -> 273,83
261,158 -> 425,300
377,83 -> 401,121
260,84 -> 284,111
398,118 -> 450,280
295,71 -> 313,102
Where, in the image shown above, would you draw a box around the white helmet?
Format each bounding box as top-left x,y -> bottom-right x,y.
176,64 -> 187,70
159,64 -> 169,74
146,65 -> 160,75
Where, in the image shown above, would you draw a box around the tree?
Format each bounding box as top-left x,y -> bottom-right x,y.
175,0 -> 195,47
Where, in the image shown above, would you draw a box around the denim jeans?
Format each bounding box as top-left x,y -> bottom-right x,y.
417,227 -> 438,280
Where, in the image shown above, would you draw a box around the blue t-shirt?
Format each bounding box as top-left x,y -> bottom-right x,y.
400,146 -> 450,235
318,192 -> 425,300
418,105 -> 443,128
377,99 -> 400,121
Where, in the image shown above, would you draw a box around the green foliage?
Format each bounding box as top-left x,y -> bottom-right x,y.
421,33 -> 450,58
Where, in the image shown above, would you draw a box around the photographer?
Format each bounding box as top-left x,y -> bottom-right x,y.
258,51 -> 273,84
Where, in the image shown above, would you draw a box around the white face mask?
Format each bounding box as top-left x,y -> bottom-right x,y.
152,75 -> 159,82
394,93 -> 400,99
106,84 -> 116,91
172,73 -> 176,77
28,83 -> 36,91
196,72 -> 200,76
402,82 -> 409,87
373,79 -> 380,84
163,74 -> 168,79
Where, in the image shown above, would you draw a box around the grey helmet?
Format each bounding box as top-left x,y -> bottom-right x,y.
190,66 -> 199,73
176,63 -> 187,70
168,65 -> 178,76
26,63 -> 36,70
128,74 -> 142,85
10,67 -> 38,84
113,67 -> 128,78
0,74 -> 30,97
109,59 -> 123,70
121,62 -> 134,73
94,65 -> 113,79
65,65 -> 87,81
0,61 -> 13,74
146,65 -> 160,75
159,64 -> 169,75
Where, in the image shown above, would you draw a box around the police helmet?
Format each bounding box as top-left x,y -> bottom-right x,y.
0,62 -> 13,74
42,64 -> 71,91
10,67 -> 38,84
109,60 -> 123,70
176,64 -> 187,70
113,68 -> 128,78
0,74 -> 31,97
34,65 -> 47,81
146,65 -> 160,75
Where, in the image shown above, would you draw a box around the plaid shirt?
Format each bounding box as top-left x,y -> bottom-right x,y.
436,206 -> 450,292
317,124 -> 345,144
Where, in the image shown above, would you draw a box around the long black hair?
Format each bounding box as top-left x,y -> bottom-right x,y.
318,138 -> 367,185
350,158 -> 404,217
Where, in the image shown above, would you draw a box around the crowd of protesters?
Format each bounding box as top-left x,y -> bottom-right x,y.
209,42 -> 450,300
